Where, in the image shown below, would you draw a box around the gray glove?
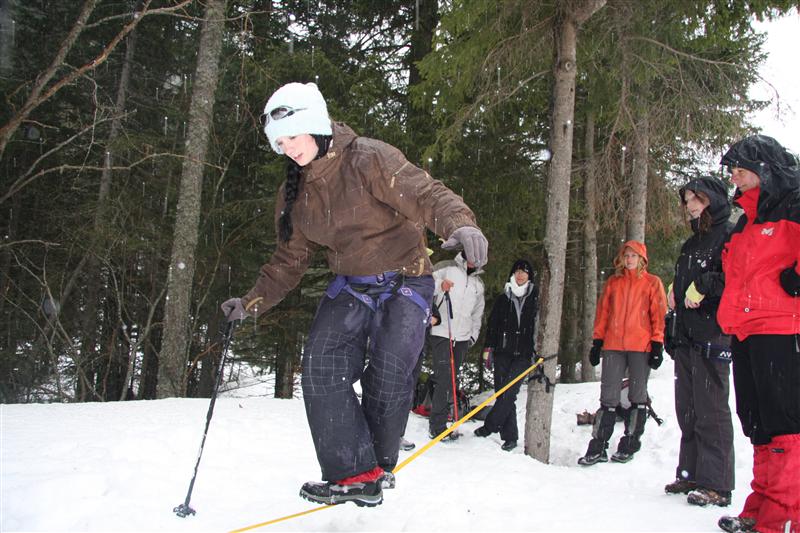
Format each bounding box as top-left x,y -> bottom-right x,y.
441,226 -> 488,268
221,297 -> 248,322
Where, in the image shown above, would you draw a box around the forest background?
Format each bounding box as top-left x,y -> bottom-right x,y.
2,0 -> 798,462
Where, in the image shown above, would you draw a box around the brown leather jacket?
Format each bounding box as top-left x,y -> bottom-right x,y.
242,122 -> 479,316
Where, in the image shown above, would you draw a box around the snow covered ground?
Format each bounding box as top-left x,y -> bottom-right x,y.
1,358 -> 753,532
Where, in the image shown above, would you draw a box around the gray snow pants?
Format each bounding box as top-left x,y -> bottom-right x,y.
599,350 -> 650,407
673,344 -> 735,492
301,275 -> 434,481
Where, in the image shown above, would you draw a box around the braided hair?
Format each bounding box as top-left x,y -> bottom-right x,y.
277,134 -> 332,243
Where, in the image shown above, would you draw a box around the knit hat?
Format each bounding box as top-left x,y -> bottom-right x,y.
510,259 -> 533,277
263,82 -> 332,154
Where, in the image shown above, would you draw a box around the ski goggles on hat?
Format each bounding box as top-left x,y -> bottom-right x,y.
259,106 -> 307,127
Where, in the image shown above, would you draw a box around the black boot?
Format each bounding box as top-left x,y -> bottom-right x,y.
501,440 -> 517,451
578,406 -> 615,466
474,425 -> 491,437
578,438 -> 608,465
611,403 -> 646,463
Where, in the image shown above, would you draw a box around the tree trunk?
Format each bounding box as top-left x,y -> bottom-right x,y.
78,27 -> 138,402
581,109 -> 597,382
0,0 -> 15,76
626,110 -> 649,242
524,0 -> 605,463
405,0 -> 438,162
157,0 -> 227,398
559,280 -> 579,383
275,336 -> 296,399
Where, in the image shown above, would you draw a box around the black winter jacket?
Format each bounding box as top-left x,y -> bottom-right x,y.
671,176 -> 732,350
484,282 -> 538,358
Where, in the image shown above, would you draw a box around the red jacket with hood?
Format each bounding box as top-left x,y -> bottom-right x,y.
717,135 -> 800,340
593,240 -> 667,352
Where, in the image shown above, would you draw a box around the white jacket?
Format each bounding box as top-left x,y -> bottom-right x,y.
429,254 -> 485,342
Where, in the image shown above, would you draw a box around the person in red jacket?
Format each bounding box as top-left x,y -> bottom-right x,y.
714,135 -> 800,533
578,240 -> 667,466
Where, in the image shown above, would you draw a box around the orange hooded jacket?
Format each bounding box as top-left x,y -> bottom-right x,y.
592,240 -> 667,352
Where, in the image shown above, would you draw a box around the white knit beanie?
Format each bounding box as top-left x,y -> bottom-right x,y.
263,82 -> 332,154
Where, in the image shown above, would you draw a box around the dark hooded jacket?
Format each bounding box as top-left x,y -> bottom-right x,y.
483,261 -> 539,358
671,176 -> 733,350
717,135 -> 800,339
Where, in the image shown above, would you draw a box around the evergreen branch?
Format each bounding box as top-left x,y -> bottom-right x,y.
629,36 -> 739,67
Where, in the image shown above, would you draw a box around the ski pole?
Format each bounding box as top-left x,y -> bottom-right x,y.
174,319 -> 236,518
443,292 -> 459,422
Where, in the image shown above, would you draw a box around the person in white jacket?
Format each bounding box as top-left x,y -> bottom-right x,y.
427,251 -> 485,439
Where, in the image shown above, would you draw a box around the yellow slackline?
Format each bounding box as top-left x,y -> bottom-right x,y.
229,357 -> 546,533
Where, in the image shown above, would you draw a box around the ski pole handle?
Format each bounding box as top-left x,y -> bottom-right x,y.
444,291 -> 453,319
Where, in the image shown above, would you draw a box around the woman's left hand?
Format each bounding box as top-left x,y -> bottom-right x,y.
684,297 -> 701,309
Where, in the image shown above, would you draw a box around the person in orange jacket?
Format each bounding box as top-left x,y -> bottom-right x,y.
578,240 -> 667,465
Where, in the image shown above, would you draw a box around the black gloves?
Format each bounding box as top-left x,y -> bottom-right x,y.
221,297 -> 248,322
588,339 -> 603,367
649,341 -> 664,370
779,262 -> 800,297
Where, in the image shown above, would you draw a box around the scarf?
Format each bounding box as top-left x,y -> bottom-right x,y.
505,275 -> 530,298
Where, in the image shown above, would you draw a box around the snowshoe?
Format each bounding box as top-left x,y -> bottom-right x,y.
718,515 -> 756,532
687,487 -> 731,507
501,440 -> 517,451
665,478 -> 696,495
299,480 -> 383,507
577,449 -> 608,466
399,437 -> 415,451
379,471 -> 395,490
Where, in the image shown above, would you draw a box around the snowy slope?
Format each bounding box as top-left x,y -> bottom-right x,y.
1,358 -> 751,532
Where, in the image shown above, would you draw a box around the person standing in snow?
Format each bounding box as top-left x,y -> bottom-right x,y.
220,82 -> 488,508
427,251 -> 485,440
399,286 -> 441,452
663,176 -> 735,508
473,259 -> 538,452
714,135 -> 800,533
578,240 -> 667,466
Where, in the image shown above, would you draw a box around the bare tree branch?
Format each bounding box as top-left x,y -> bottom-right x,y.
0,0 -> 194,158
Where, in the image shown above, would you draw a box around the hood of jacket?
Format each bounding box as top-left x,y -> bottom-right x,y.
720,135 -> 800,220
679,176 -> 731,231
619,239 -> 648,265
454,250 -> 484,276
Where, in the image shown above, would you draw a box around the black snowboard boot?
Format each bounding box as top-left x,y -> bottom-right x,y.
717,515 -> 756,532
299,479 -> 383,507
611,403 -> 646,463
474,425 -> 491,437
578,405 -> 615,466
501,440 -> 517,451
578,438 -> 609,465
